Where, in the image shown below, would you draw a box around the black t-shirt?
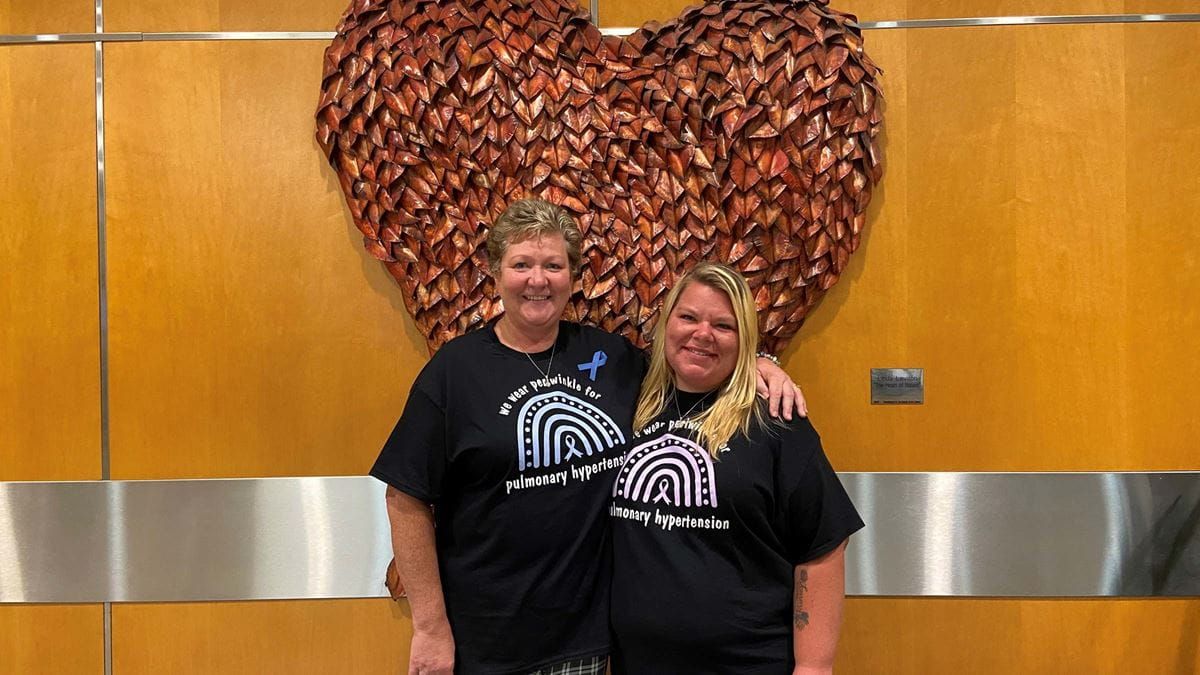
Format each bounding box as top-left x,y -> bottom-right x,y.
609,391 -> 864,674
371,321 -> 645,674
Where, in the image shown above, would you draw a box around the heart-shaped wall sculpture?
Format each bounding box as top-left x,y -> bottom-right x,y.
316,0 -> 882,354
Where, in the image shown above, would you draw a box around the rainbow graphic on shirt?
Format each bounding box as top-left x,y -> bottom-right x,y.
516,391 -> 626,471
612,433 -> 718,508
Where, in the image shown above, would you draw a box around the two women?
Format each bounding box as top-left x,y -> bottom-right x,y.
371,199 -> 831,674
610,263 -> 862,673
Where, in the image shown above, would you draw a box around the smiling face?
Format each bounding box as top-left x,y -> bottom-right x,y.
664,281 -> 741,392
495,233 -> 573,338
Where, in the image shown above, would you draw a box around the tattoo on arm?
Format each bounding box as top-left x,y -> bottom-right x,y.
793,567 -> 810,630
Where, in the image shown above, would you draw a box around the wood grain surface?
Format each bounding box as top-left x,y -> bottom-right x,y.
0,605 -> 104,675
0,43 -> 101,481
112,600 -> 411,674
103,40 -> 424,478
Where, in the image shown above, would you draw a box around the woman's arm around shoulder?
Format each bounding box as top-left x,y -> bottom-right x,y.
754,356 -> 808,419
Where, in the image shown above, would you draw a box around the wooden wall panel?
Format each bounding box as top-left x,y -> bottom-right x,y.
1131,0 -> 1200,10
0,1 -> 93,34
1124,24 -> 1200,470
1008,24 -> 1127,468
104,41 -> 423,479
840,598 -> 1200,674
107,598 -> 1200,675
913,0 -> 1123,19
112,600 -> 411,673
790,24 -> 1200,471
598,0 -> 691,27
0,605 -> 104,675
104,0 -> 354,33
0,44 -> 101,481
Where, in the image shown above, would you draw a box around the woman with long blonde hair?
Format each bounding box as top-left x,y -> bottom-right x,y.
610,263 -> 863,674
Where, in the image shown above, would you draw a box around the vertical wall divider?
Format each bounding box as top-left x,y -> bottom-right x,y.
96,0 -> 111,482
95,0 -> 110,486
95,0 -> 113,671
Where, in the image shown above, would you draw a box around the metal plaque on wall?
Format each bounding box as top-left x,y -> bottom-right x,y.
871,368 -> 924,404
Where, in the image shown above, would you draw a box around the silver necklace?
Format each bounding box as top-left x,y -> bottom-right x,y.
525,341 -> 556,379
498,322 -> 556,378
673,388 -> 713,419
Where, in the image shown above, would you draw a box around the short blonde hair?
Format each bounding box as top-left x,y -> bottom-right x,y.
486,199 -> 582,275
634,263 -> 765,457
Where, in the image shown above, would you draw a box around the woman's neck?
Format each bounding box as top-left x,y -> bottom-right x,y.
673,377 -> 721,394
495,317 -> 558,353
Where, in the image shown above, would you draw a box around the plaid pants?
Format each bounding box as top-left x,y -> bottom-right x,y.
528,655 -> 608,675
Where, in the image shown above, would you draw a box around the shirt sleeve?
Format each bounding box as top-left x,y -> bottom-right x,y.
369,367 -> 448,503
776,418 -> 865,565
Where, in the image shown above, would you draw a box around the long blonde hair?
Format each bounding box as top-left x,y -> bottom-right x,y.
634,263 -> 766,457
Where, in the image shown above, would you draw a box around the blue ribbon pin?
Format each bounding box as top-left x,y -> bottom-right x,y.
577,350 -> 608,381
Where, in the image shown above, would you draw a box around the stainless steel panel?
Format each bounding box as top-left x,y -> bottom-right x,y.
843,473 -> 1200,596
0,477 -> 392,602
2,474 -> 1198,602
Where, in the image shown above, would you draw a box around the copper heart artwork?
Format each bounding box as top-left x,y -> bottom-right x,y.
316,0 -> 883,355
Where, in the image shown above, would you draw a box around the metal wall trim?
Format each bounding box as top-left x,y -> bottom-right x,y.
0,33 -> 141,44
0,32 -> 334,45
595,13 -> 1200,35
95,0 -> 112,670
858,12 -> 1200,30
1,13 -> 1198,45
141,31 -> 337,41
95,0 -> 110,485
1,473 -> 1196,603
